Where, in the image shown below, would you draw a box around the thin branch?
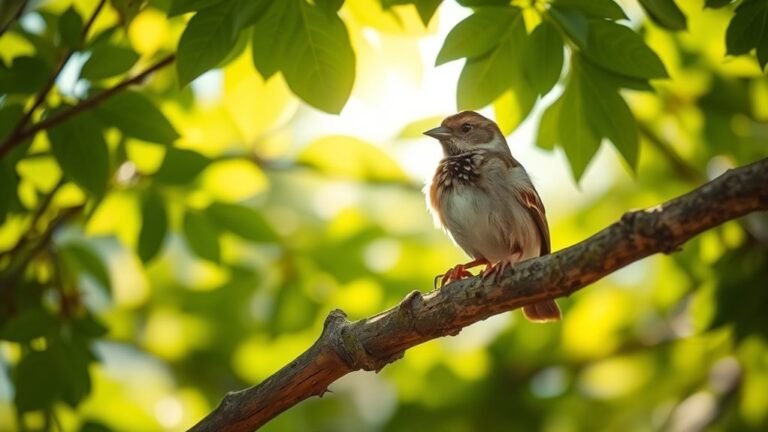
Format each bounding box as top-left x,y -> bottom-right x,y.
0,0 -> 29,37
1,0 -> 107,152
189,157 -> 768,432
0,54 -> 176,160
637,120 -> 705,184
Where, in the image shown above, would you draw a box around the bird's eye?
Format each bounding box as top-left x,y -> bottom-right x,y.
461,123 -> 472,133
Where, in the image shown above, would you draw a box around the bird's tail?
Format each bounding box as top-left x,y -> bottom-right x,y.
522,300 -> 561,323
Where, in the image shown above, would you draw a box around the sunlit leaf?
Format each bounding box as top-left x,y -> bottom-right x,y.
93,90 -> 179,144
436,7 -> 514,66
382,0 -> 442,26
154,147 -> 211,185
536,97 -> 562,151
298,135 -> 407,182
206,202 -> 278,243
48,112 -> 109,197
137,190 -> 168,263
80,45 -> 140,80
639,0 -> 686,31
183,211 -> 220,262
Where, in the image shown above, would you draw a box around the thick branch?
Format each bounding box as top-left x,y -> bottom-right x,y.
190,158 -> 768,432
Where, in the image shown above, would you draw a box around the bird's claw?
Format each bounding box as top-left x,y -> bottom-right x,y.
436,264 -> 473,288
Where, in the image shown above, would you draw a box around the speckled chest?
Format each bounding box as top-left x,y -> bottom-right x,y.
435,152 -> 483,188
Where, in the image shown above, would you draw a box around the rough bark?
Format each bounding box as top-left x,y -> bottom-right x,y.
190,158 -> 768,432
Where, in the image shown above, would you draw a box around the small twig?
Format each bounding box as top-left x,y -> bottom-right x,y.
0,0 -> 29,37
0,54 -> 176,160
0,178 -> 65,261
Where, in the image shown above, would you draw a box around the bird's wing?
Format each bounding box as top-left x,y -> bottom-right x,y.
518,187 -> 551,255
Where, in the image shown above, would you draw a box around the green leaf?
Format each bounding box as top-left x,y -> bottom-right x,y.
436,7 -> 516,66
60,242 -> 112,295
15,351 -> 60,411
71,313 -> 109,338
639,0 -> 687,31
138,190 -> 168,263
580,56 -> 653,91
583,20 -> 668,79
93,90 -> 179,144
536,97 -> 562,151
176,5 -> 239,86
59,6 -> 84,49
705,0 -> 732,8
48,112 -> 109,197
456,0 -> 509,5
168,0 -> 226,16
250,0 -> 292,80
383,0 -> 442,25
553,0 -> 627,20
0,56 -> 52,94
282,1 -> 356,114
206,202 -> 278,243
50,338 -> 93,407
725,0 -> 768,68
457,8 -> 525,109
2,308 -> 58,342
80,45 -> 140,80
523,21 -> 563,95
578,58 -> 639,171
154,147 -> 211,185
558,69 -> 601,182
316,0 -> 345,14
549,5 -> 589,47
183,211 -> 220,262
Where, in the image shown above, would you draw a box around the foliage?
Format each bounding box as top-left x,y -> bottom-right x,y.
0,0 -> 766,431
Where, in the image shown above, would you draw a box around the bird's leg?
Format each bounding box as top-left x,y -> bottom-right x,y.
481,252 -> 523,281
436,257 -> 489,288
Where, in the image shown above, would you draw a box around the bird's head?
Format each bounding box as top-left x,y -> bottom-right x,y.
423,111 -> 508,156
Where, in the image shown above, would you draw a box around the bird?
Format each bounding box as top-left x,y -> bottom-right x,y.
423,111 -> 561,323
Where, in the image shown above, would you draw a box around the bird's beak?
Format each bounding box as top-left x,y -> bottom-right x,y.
423,126 -> 452,139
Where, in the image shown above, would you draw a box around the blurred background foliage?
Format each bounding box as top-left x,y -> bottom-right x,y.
0,0 -> 767,431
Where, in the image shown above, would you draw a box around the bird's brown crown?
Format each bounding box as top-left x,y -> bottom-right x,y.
441,111 -> 504,148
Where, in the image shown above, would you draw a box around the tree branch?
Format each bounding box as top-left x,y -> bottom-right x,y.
0,54 -> 175,160
190,158 -> 768,432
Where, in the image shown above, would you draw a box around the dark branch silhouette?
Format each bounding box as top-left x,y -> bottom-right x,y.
190,158 -> 768,432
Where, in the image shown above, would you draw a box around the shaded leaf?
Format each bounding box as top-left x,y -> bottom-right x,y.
176,5 -> 239,85
549,5 -> 589,47
536,97 -> 562,151
639,0 -> 687,31
206,202 -> 278,243
183,211 -> 220,262
725,0 -> 768,68
436,7 -> 515,66
137,190 -> 168,263
59,6 -> 83,49
110,0 -> 142,27
553,0 -> 626,20
168,0 -> 225,16
60,242 -> 112,295
154,147 -> 211,185
15,351 -> 60,411
705,0 -> 732,8
2,308 -> 58,342
523,21 -> 564,95
80,45 -> 140,80
93,90 -> 179,144
0,160 -> 16,224
48,112 -> 109,197
558,69 -> 601,181
0,56 -> 52,94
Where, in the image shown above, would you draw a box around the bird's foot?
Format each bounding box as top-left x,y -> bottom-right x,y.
481,253 -> 522,282
435,258 -> 489,288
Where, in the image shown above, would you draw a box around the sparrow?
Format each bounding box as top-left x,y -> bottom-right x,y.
423,111 -> 561,322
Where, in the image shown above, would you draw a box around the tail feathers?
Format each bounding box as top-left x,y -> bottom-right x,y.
522,300 -> 561,323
